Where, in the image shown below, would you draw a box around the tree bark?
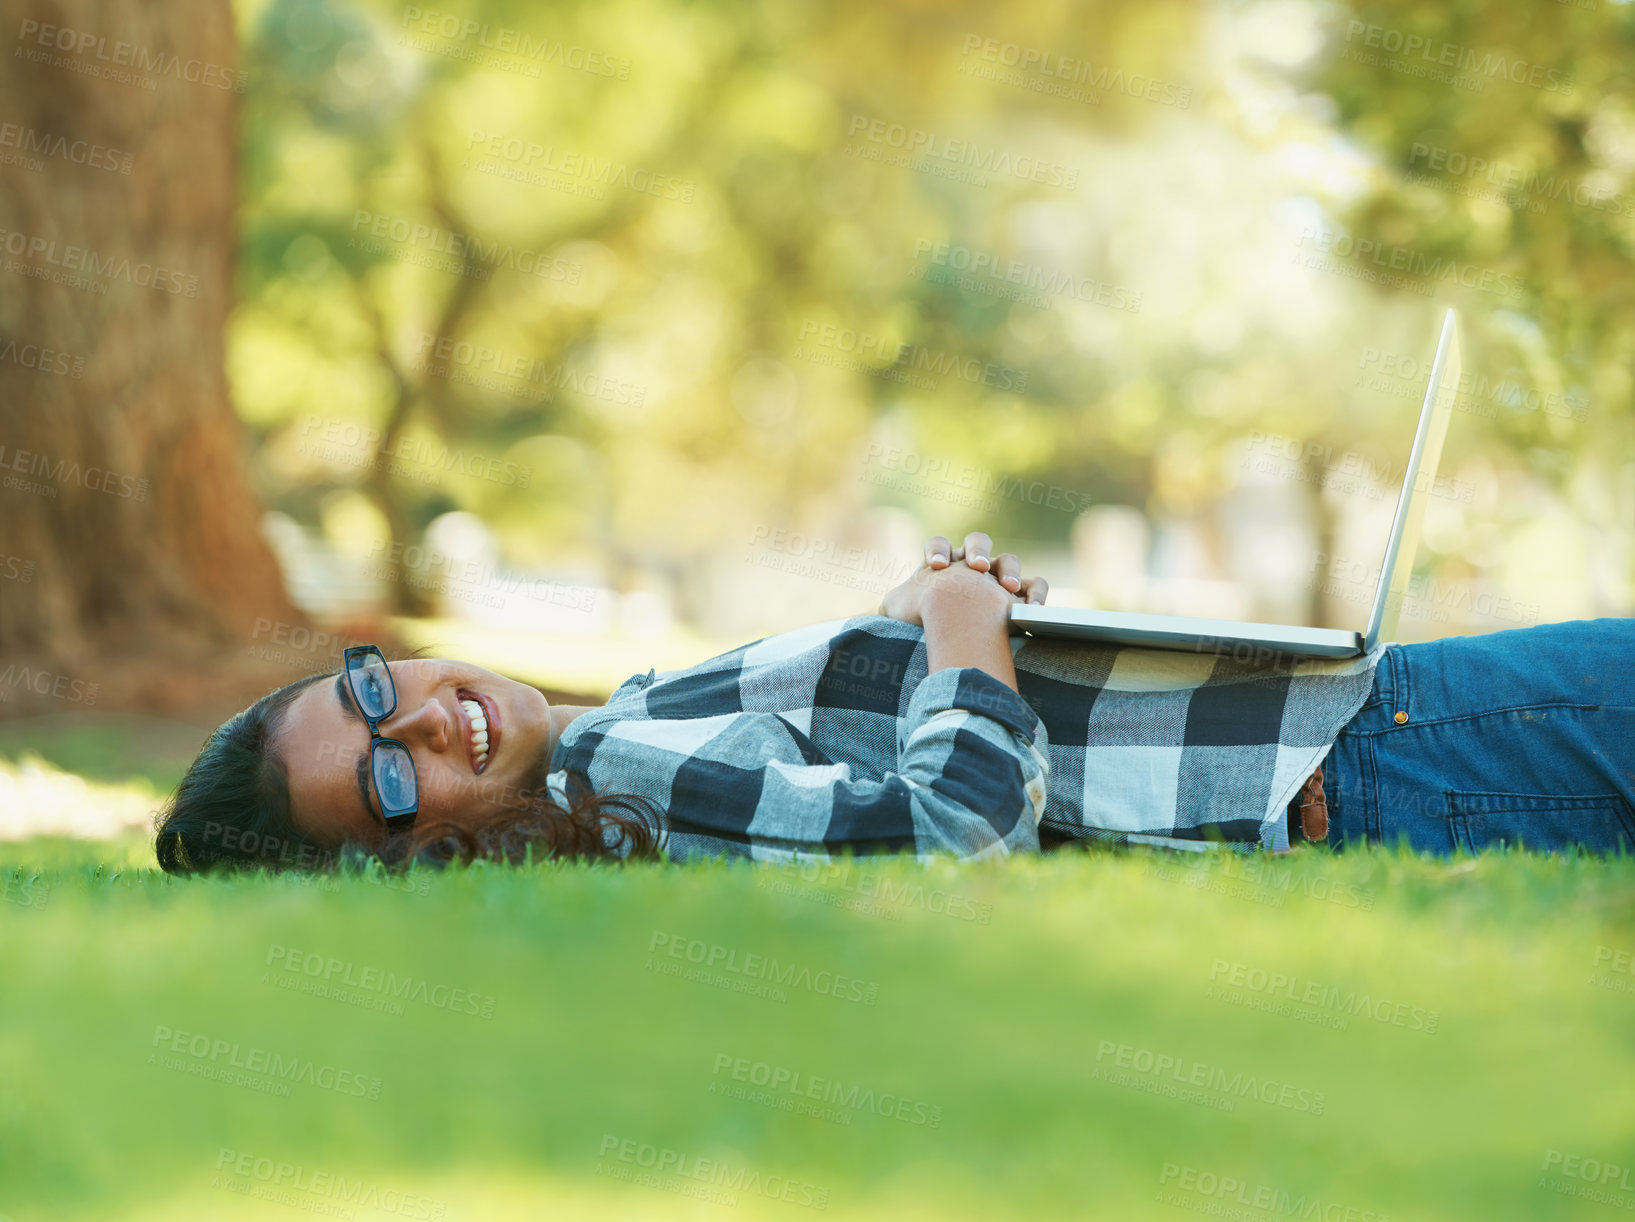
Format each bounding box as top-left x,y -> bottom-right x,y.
0,0 -> 305,714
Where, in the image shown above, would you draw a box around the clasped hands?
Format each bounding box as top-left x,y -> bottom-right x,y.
875,531 -> 1050,628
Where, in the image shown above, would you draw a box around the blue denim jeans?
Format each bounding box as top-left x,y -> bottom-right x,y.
1310,618 -> 1635,855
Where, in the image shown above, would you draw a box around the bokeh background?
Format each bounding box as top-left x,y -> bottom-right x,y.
3,0 -> 1633,805
231,0 -> 1635,661
3,3 -> 1635,1219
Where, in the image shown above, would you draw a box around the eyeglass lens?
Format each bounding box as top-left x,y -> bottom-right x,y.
347,651 -> 395,719
372,745 -> 416,812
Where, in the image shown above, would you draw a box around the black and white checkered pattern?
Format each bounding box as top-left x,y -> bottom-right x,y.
545,614 -> 1385,863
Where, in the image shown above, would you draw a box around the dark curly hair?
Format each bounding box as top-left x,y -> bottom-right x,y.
154,667 -> 665,876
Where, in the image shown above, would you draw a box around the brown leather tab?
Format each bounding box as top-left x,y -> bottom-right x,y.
1296,766 -> 1328,842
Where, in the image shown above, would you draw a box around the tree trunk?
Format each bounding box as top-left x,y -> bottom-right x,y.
0,0 -> 306,716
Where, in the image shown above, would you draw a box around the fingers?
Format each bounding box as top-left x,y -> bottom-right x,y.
960,531 -> 993,573
1018,575 -> 1049,605
987,552 -> 1022,593
926,532 -> 1042,600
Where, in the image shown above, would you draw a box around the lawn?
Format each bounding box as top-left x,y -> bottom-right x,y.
3,823 -> 1634,1221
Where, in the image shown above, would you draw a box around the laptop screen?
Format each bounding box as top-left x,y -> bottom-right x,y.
1364,308 -> 1463,648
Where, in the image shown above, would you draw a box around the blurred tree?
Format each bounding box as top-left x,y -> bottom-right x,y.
1311,0 -> 1634,370
1291,0 -> 1635,620
0,0 -> 304,684
228,0 -> 1631,636
232,0 -> 1193,614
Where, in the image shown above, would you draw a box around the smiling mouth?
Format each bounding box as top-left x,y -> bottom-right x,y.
456,689 -> 500,774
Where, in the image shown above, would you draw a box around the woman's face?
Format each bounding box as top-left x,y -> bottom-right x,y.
277,658 -> 555,849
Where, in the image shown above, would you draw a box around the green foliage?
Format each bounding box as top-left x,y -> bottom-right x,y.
229,0 -> 1632,622
1306,0 -> 1635,454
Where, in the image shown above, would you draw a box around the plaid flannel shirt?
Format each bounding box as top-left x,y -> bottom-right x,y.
545,614 -> 1386,864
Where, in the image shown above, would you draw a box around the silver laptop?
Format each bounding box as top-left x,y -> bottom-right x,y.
1011,308 -> 1463,660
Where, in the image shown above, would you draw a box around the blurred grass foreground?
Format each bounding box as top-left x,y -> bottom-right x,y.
3,835 -> 1635,1221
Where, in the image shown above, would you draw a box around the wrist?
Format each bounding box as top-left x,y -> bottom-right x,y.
921,582 -> 1011,631
921,595 -> 1019,693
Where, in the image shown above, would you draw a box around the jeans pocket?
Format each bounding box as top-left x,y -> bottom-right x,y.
1446,790 -> 1635,855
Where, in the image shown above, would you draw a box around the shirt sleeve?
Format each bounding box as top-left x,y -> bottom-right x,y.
736,665 -> 1050,864
555,665 -> 1051,865
891,666 -> 1050,859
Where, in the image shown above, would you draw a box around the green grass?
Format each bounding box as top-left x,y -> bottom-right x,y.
0,713 -> 202,842
3,833 -> 1634,1221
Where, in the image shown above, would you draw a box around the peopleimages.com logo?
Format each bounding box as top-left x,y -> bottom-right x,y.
1339,20 -> 1574,94
0,227 -> 198,296
0,338 -> 84,377
0,445 -> 147,501
298,414 -> 533,488
0,121 -> 133,174
399,8 -> 630,80
13,18 -> 247,92
844,113 -> 1079,190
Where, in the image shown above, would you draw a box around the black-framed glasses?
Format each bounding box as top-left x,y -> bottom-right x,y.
342,645 -> 419,831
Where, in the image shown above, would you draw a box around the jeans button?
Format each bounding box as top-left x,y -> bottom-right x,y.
1393,710 -> 1408,724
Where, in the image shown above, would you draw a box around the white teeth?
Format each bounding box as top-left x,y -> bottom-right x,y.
459,699 -> 490,768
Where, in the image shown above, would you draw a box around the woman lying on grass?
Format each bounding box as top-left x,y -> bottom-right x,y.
154,532 -> 1635,875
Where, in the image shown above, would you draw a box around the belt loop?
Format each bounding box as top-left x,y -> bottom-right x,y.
1385,643 -> 1410,724
1377,643 -> 1399,710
